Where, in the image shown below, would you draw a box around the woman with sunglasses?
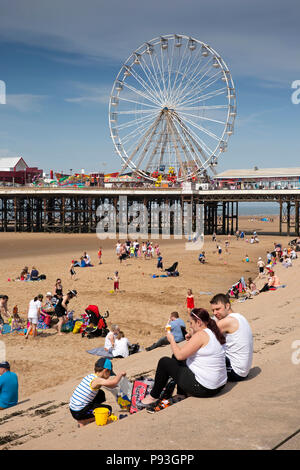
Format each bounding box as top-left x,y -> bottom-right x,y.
141,308 -> 227,406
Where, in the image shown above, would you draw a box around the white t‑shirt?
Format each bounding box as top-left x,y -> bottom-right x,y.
28,299 -> 42,319
112,338 -> 130,358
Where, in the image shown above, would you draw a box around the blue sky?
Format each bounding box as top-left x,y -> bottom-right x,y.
0,0 -> 299,174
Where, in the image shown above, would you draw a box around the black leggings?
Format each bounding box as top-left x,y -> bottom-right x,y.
150,356 -> 225,399
69,389 -> 112,421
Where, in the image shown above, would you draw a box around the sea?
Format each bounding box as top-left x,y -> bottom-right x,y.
238,202 -> 279,216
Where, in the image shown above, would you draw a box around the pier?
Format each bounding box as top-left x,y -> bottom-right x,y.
0,187 -> 299,235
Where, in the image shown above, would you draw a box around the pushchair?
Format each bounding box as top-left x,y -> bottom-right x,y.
81,305 -> 110,339
164,262 -> 179,276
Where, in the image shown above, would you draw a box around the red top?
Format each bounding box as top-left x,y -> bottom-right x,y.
187,296 -> 194,309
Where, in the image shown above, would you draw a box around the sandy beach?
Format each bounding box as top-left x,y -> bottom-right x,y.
0,215 -> 299,450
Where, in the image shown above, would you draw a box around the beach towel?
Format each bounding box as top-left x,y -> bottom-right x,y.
86,347 -> 113,358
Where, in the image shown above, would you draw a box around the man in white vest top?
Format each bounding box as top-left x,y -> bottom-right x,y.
210,293 -> 253,382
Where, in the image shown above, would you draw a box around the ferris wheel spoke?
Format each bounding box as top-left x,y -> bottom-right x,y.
183,115 -> 221,142
133,114 -> 164,172
120,112 -> 163,172
175,65 -> 220,107
117,112 -> 158,132
173,113 -> 215,158
144,120 -> 167,172
176,111 -> 225,125
169,39 -> 189,100
139,56 -> 165,103
118,108 -> 159,115
169,115 -> 199,170
147,53 -> 165,102
176,67 -> 222,106
173,55 -> 214,105
152,49 -> 168,102
170,114 -> 208,169
125,65 -> 163,104
177,105 -> 228,111
171,46 -> 203,105
121,81 -> 161,107
165,114 -> 187,178
180,87 -> 227,108
117,96 -> 159,109
121,114 -> 159,146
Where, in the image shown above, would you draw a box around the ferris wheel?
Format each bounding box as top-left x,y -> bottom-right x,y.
109,34 -> 236,182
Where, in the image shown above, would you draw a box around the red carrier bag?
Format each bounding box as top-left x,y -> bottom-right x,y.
129,377 -> 154,414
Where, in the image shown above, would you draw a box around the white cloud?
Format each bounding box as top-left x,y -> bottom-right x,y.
6,94 -> 47,112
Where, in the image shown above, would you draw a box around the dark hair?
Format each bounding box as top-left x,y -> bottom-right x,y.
210,293 -> 230,307
190,308 -> 226,345
34,294 -> 43,301
170,311 -> 179,319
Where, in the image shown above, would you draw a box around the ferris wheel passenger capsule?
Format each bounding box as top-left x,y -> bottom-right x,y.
134,53 -> 141,64
220,141 -> 228,152
124,66 -> 131,77
201,45 -> 209,56
111,97 -> 119,106
146,43 -> 154,54
115,81 -> 123,91
174,35 -> 182,47
213,57 -> 220,68
229,105 -> 237,117
188,38 -> 196,50
228,88 -> 236,99
110,113 -> 117,122
226,124 -> 234,135
222,70 -> 230,82
161,37 -> 168,49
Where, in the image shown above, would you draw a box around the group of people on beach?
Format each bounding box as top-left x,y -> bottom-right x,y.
69,291 -> 254,427
116,240 -> 161,263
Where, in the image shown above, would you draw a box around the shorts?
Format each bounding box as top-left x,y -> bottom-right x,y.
259,267 -> 264,273
28,316 -> 38,325
114,282 -> 119,290
70,389 -> 112,421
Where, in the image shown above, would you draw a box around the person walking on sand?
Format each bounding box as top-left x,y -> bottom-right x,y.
210,293 -> 253,382
186,289 -> 195,315
257,257 -> 265,278
54,290 -> 77,335
98,247 -> 103,265
114,272 -> 120,292
25,294 -> 43,339
70,261 -> 77,280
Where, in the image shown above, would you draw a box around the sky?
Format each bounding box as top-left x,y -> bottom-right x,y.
0,0 -> 299,175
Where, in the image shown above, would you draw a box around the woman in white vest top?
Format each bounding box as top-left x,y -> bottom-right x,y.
141,308 -> 227,406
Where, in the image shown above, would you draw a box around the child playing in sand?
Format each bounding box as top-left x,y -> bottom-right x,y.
157,254 -> 163,270
10,306 -> 23,331
114,272 -> 120,292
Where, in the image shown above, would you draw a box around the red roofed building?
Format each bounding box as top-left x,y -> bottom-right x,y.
0,157 -> 43,185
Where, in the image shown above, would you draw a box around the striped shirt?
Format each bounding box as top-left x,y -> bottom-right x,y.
69,373 -> 98,411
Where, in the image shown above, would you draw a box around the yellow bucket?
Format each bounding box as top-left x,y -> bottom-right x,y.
94,407 -> 110,426
72,321 -> 82,334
